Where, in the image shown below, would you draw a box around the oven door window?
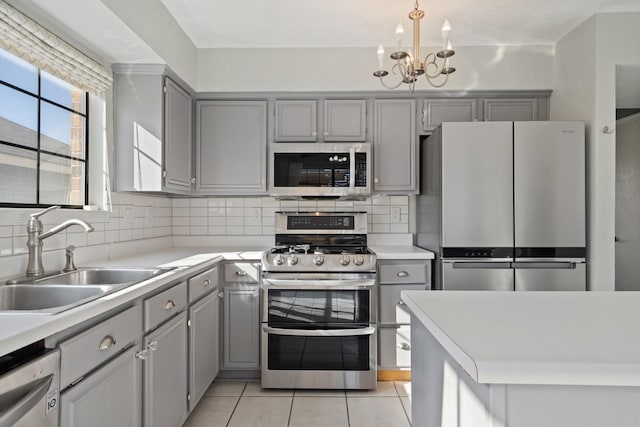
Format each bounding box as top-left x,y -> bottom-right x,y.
267,289 -> 370,326
267,334 -> 370,371
273,153 -> 367,188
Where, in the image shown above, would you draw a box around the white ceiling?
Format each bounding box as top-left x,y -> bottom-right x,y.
159,0 -> 640,48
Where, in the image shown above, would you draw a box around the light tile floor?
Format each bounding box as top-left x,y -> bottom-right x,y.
184,380 -> 412,427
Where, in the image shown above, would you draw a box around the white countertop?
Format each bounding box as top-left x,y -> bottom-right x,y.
370,245 -> 435,260
402,290 -> 640,387
0,248 -> 264,356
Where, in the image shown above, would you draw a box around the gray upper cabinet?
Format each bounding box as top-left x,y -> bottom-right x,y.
421,98 -> 477,132
323,100 -> 367,141
195,100 -> 268,195
164,78 -> 193,192
275,100 -> 317,141
373,99 -> 417,193
483,98 -> 537,121
112,65 -> 193,194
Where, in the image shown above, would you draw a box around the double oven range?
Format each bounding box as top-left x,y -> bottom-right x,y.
261,212 -> 377,390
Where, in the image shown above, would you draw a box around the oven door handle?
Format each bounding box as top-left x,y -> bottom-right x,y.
263,326 -> 376,337
262,279 -> 376,289
349,146 -> 356,190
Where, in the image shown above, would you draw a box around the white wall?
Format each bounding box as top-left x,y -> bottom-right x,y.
196,45 -> 553,92
100,0 -> 198,88
553,12 -> 640,291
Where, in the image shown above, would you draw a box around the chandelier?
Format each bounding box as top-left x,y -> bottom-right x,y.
373,0 -> 456,90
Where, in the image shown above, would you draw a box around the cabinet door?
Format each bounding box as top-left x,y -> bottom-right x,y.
188,292 -> 220,411
196,101 -> 267,195
222,286 -> 260,369
379,325 -> 411,369
483,98 -> 537,121
144,313 -> 188,427
275,100 -> 317,141
323,100 -> 367,141
163,77 -> 192,193
422,98 -> 477,132
61,345 -> 142,427
373,99 -> 417,193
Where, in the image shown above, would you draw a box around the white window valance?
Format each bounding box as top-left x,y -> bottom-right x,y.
0,1 -> 112,94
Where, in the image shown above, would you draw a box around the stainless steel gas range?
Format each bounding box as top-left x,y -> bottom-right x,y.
260,211 -> 377,390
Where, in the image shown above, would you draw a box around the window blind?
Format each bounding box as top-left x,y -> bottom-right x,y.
0,1 -> 112,94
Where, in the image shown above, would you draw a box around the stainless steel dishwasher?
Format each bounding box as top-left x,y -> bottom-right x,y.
0,349 -> 59,427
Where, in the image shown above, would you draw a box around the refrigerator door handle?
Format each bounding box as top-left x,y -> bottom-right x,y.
512,262 -> 577,269
450,262 -> 512,269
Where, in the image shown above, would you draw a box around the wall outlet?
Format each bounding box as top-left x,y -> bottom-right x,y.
391,207 -> 401,224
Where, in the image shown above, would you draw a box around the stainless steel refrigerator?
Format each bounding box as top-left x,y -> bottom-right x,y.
416,121 -> 586,291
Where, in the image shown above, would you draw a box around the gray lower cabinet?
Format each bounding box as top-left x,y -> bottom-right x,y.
222,286 -> 260,369
143,312 -> 188,427
195,100 -> 268,195
378,259 -> 431,370
188,291 -> 220,411
373,99 -> 418,193
61,345 -> 142,427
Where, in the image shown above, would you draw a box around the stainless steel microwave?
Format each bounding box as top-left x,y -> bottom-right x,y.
269,142 -> 371,199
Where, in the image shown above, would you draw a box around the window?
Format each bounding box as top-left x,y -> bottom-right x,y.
0,48 -> 88,207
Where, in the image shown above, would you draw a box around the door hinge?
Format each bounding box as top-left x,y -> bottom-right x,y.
163,85 -> 167,94
187,393 -> 191,401
187,319 -> 192,327
162,170 -> 167,178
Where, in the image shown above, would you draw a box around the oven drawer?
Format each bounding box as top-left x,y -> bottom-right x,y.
224,262 -> 260,284
378,261 -> 428,284
378,325 -> 411,369
188,266 -> 219,303
379,284 -> 427,324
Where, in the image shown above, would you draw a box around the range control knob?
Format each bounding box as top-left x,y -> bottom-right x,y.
313,255 -> 325,266
287,255 -> 299,266
339,255 -> 351,266
274,254 -> 285,265
353,255 -> 365,266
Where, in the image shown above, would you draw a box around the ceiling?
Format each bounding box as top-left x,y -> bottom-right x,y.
159,0 -> 640,48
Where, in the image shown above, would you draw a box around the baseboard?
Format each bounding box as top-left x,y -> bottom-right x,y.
377,370 -> 411,381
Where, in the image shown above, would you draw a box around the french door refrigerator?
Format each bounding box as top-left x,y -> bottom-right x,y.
416,121 -> 586,291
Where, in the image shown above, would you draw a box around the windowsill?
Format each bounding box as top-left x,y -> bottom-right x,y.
0,207 -> 112,226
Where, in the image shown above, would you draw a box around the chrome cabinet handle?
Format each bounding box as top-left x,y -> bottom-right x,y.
135,350 -> 148,360
217,291 -> 224,299
235,271 -> 248,276
98,335 -> 116,351
398,342 -> 411,351
165,300 -> 176,310
397,271 -> 409,277
147,341 -> 158,352
396,300 -> 406,306
202,279 -> 211,286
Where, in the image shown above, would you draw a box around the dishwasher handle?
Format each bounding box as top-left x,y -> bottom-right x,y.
0,375 -> 53,427
450,262 -> 512,269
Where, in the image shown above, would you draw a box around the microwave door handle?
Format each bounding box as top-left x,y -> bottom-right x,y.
349,146 -> 356,190
263,326 -> 376,337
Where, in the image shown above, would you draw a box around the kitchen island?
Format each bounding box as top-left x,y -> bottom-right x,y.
401,291 -> 640,427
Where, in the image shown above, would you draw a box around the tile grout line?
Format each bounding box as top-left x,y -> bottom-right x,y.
224,382 -> 247,427
286,392 -> 295,427
345,393 -> 351,427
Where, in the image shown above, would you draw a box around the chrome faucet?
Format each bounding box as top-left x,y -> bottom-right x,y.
26,206 -> 94,277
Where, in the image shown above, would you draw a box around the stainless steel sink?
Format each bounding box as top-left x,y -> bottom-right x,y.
0,284 -> 111,313
33,268 -> 168,286
1,267 -> 174,314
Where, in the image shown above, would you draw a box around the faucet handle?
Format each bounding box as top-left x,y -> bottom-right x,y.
66,245 -> 75,254
31,206 -> 60,219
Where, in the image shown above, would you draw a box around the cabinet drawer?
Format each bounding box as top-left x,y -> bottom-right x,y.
60,305 -> 142,389
223,263 -> 260,284
379,262 -> 427,284
379,284 -> 427,324
188,266 -> 219,303
144,281 -> 187,332
378,325 -> 411,369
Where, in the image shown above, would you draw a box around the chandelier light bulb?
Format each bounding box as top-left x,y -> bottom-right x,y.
446,40 -> 453,50
377,44 -> 385,69
442,19 -> 451,49
395,22 -> 405,38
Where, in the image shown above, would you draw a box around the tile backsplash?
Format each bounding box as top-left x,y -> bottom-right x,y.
0,194 -> 409,259
171,196 -> 410,236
